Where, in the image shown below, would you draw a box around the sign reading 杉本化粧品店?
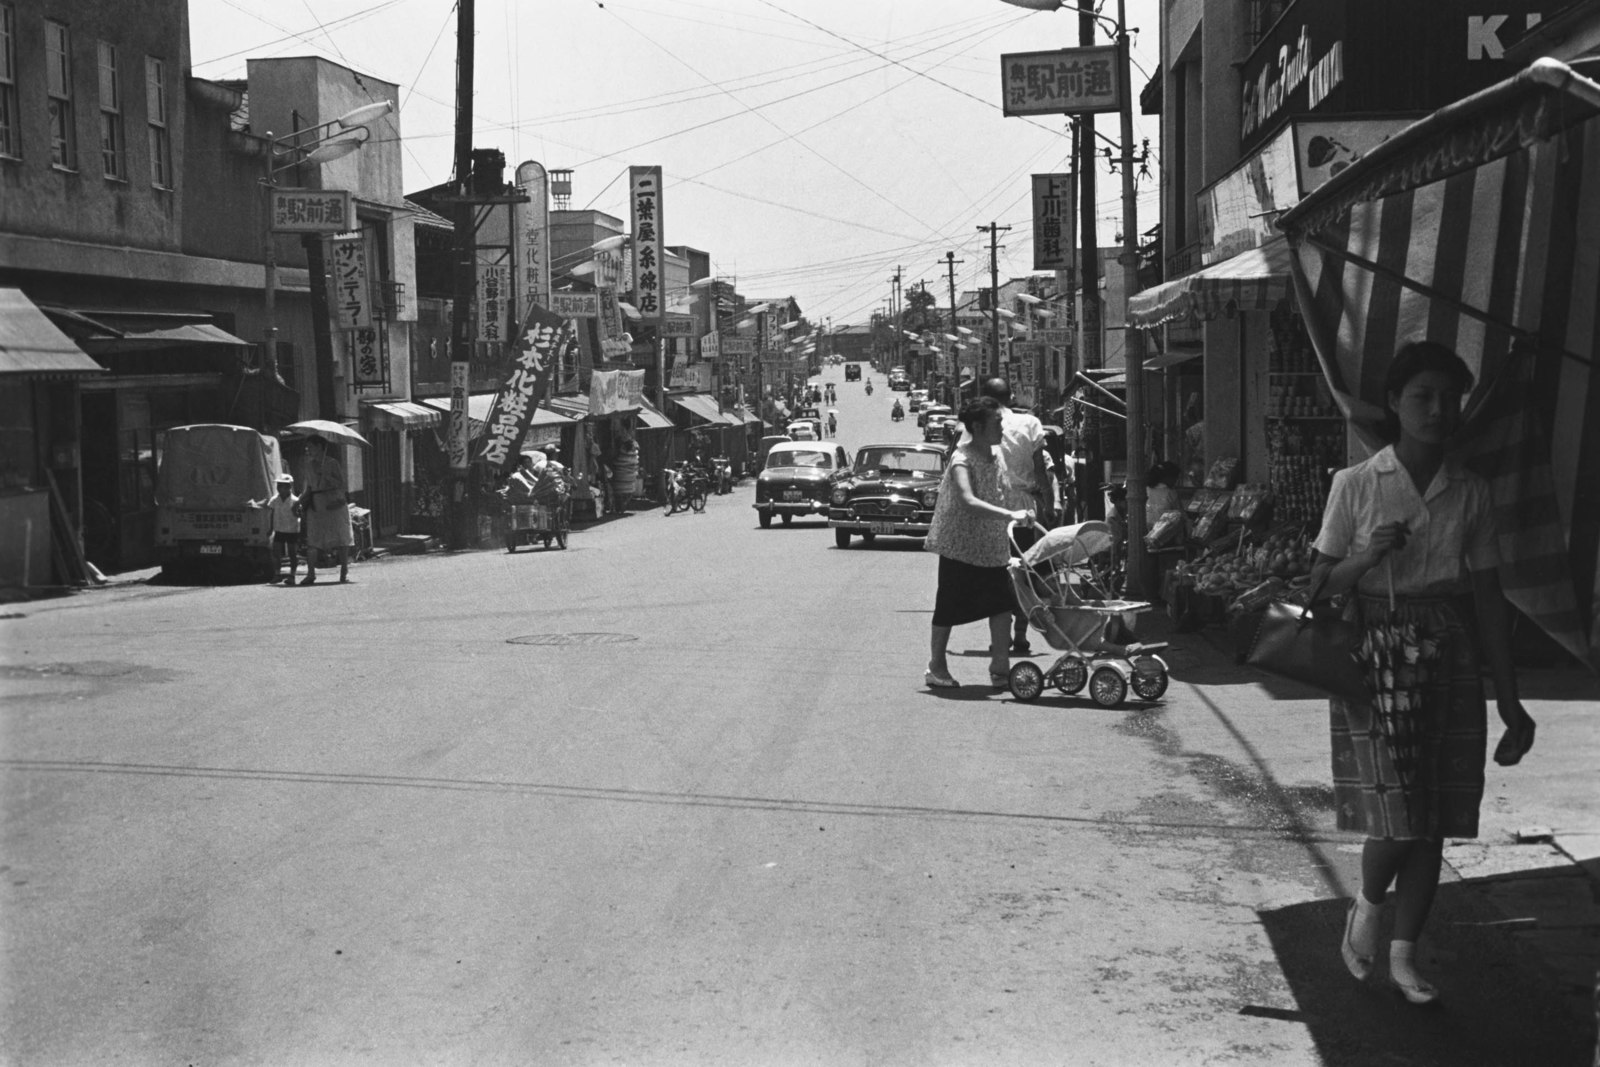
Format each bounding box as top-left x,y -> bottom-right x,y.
1000,46 -> 1120,117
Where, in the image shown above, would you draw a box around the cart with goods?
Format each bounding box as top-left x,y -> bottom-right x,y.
1002,521 -> 1171,707
501,461 -> 571,551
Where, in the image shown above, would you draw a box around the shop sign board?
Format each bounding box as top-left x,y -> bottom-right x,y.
660,315 -> 695,337
447,362 -> 470,470
1292,116 -> 1415,198
722,336 -> 755,356
1031,173 -> 1075,271
513,161 -> 551,311
348,326 -> 384,385
477,261 -> 509,343
590,367 -> 646,415
1039,327 -> 1073,346
549,291 -> 600,319
629,166 -> 665,319
271,189 -> 352,232
326,234 -> 372,331
479,304 -> 575,473
701,331 -> 720,360
1198,127 -> 1300,264
669,363 -> 712,391
597,287 -> 625,343
1000,46 -> 1119,117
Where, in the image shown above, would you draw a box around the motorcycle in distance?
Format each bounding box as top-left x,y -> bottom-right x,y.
890,399 -> 905,421
864,380 -> 873,396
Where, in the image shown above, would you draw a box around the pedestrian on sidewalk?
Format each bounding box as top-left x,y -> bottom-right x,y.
1312,340 -> 1536,1007
259,473 -> 302,585
299,436 -> 353,585
923,396 -> 1035,689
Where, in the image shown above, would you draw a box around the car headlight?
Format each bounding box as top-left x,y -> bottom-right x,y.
831,486 -> 849,505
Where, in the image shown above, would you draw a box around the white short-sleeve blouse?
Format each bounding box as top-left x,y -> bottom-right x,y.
1313,445 -> 1497,597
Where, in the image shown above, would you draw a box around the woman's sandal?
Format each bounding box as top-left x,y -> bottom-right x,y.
1387,972 -> 1440,1007
989,671 -> 1010,688
1340,901 -> 1374,981
924,667 -> 960,689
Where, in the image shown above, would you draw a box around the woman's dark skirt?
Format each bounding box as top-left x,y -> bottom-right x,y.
932,554 -> 1016,627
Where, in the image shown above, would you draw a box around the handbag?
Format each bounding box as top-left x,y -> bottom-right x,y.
1243,571 -> 1369,702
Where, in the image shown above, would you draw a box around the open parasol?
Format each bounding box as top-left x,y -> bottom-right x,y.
286,420 -> 371,447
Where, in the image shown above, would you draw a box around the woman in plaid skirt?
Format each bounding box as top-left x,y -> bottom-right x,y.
1311,341 -> 1536,1006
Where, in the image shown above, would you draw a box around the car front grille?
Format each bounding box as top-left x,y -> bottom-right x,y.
851,499 -> 916,519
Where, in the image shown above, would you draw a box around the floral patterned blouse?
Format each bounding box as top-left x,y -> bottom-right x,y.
923,443 -> 1010,567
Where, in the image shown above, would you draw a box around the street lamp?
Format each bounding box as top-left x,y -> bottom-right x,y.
1000,0 -> 1149,595
260,99 -> 393,384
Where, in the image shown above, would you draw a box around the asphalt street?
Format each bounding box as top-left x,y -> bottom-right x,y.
2,367 -> 1596,1066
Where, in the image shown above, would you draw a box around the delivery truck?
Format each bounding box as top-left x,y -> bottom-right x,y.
155,424 -> 285,579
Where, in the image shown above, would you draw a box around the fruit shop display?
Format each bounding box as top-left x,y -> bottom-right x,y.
1267,306 -> 1345,524
1173,527 -> 1316,601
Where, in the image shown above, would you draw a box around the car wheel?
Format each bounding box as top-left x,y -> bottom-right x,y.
1090,667 -> 1128,708
861,531 -> 876,545
1008,661 -> 1045,702
834,528 -> 850,549
781,512 -> 792,525
758,509 -> 772,528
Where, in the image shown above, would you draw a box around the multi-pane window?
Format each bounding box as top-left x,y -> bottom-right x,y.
0,5 -> 18,158
45,20 -> 75,169
145,56 -> 170,187
98,41 -> 124,179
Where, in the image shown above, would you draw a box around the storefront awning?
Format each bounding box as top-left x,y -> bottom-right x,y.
669,392 -> 740,426
635,400 -> 674,430
0,288 -> 103,377
1143,349 -> 1203,371
419,394 -> 577,437
1126,236 -> 1292,328
40,305 -> 252,349
731,404 -> 763,426
362,399 -> 441,430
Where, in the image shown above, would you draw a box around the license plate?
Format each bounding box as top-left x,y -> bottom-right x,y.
199,544 -> 222,555
783,490 -> 803,501
870,522 -> 895,535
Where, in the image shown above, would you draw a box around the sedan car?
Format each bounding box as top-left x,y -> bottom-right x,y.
920,404 -> 953,440
754,440 -> 850,528
907,389 -> 928,413
918,401 -> 951,430
828,442 -> 948,548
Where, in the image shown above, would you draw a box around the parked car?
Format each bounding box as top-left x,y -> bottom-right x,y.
828,442 -> 948,548
754,440 -> 851,528
889,375 -> 910,391
916,401 -> 948,429
920,403 -> 953,439
787,406 -> 824,440
789,423 -> 818,441
907,389 -> 928,413
756,434 -> 792,471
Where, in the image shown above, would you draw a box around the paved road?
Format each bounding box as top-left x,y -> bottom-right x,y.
2,362 -> 1594,1065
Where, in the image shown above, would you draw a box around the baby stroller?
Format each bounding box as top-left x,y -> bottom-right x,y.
1004,521 -> 1170,706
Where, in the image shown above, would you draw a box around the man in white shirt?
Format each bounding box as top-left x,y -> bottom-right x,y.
961,378 -> 1051,654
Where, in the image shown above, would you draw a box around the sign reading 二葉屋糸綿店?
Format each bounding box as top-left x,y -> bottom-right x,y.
271,189 -> 352,232
629,166 -> 665,320
1000,46 -> 1119,118
479,304 -> 576,474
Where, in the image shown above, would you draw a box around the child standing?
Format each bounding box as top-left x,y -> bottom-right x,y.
263,473 -> 302,585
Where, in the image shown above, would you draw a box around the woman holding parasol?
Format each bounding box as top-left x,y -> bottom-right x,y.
298,435 -> 354,584
1311,341 -> 1536,1006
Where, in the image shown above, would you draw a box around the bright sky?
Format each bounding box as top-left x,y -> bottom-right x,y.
189,0 -> 1162,326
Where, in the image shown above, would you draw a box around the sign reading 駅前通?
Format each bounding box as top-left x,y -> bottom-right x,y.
271,189 -> 352,232
1000,46 -> 1119,117
549,292 -> 600,319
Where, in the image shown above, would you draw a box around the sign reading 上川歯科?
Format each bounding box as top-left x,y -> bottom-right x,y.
1001,46 -> 1119,118
550,292 -> 600,319
326,234 -> 371,331
479,304 -> 576,473
1032,173 -> 1074,271
271,189 -> 352,232
629,166 -> 665,319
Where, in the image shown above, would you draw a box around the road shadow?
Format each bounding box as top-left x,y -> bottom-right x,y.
1256,872 -> 1597,1066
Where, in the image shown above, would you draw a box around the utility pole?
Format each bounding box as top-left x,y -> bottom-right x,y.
977,222 -> 1009,379
943,251 -> 963,406
1078,12 -> 1101,380
447,0 -> 476,549
891,266 -> 903,371
1114,0 -> 1148,596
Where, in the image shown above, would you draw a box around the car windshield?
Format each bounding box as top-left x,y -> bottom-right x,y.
767,450 -> 832,469
854,448 -> 945,475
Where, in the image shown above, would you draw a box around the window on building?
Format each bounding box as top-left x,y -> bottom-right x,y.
145,57 -> 170,188
0,5 -> 18,159
98,41 -> 124,179
45,20 -> 75,169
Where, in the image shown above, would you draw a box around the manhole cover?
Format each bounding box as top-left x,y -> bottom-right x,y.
507,633 -> 639,646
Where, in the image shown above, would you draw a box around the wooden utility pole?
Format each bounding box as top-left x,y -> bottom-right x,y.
890,266 -> 903,371
978,222 -> 1009,379
1078,8 -> 1101,379
447,0 -> 477,547
943,250 -> 963,403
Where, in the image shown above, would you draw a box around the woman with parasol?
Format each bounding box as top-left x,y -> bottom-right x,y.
298,435 -> 354,584
1311,341 -> 1536,1006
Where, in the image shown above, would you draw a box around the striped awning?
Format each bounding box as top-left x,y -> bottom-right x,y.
361,400 -> 441,430
1126,237 -> 1293,328
419,394 -> 577,438
0,288 -> 102,377
1278,58 -> 1600,672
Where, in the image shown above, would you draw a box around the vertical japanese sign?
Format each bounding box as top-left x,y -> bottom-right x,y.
1032,173 -> 1075,271
513,161 -> 551,315
478,304 -> 575,473
1000,46 -> 1120,117
629,166 -> 664,320
326,234 -> 372,331
349,326 -> 385,385
588,368 -> 646,415
477,261 -> 508,343
597,286 -> 630,359
447,361 -> 471,470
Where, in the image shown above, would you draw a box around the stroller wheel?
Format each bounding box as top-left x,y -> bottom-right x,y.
1089,667 -> 1128,708
1131,668 -> 1169,701
1008,661 -> 1045,702
1055,659 -> 1088,694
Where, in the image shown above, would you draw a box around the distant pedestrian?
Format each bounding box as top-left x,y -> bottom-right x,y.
256,473 -> 302,585
827,412 -> 837,437
299,436 -> 353,584
922,396 -> 1034,689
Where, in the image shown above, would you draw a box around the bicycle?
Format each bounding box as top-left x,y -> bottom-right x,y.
681,463 -> 710,513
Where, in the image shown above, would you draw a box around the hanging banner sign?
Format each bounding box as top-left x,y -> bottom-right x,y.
447,361 -> 471,470
550,291 -> 600,319
349,326 -> 384,384
477,261 -> 509,343
1000,46 -> 1120,117
326,234 -> 372,331
597,287 -> 625,343
660,315 -> 695,337
701,332 -> 720,360
1031,173 -> 1075,271
513,161 -> 551,313
628,166 -> 665,319
589,368 -> 647,415
271,189 -> 352,233
722,336 -> 755,356
479,304 -> 575,473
